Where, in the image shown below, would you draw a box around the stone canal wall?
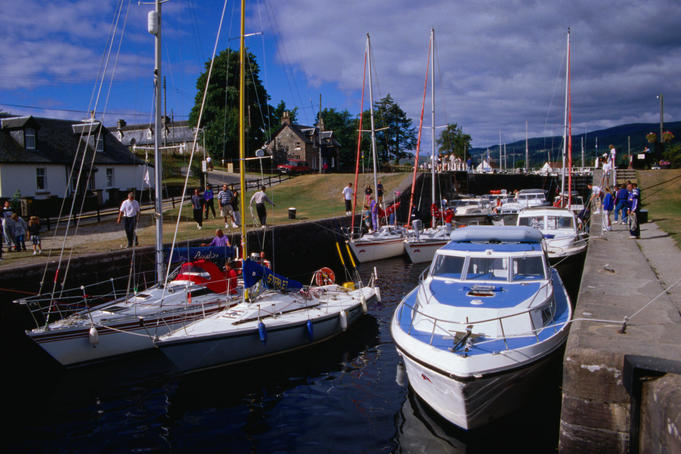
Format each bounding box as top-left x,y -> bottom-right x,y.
559,217 -> 681,453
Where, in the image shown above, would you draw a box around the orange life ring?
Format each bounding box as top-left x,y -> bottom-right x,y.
314,267 -> 335,286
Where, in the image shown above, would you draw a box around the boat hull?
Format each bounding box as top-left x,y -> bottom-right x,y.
404,240 -> 448,263
348,237 -> 405,262
158,303 -> 365,372
29,303 -> 227,367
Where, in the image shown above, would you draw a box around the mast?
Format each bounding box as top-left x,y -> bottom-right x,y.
366,34 -> 378,198
430,28 -> 436,228
525,120 -> 529,172
561,28 -> 570,205
150,0 -> 163,284
567,28 -> 573,208
350,52 -> 367,235
238,0 -> 247,259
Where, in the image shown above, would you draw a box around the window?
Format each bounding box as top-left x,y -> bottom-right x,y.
146,128 -> 153,140
431,255 -> 465,279
512,256 -> 546,281
25,128 -> 36,151
96,135 -> 104,153
36,168 -> 46,191
466,257 -> 508,281
106,168 -> 114,187
518,216 -> 545,229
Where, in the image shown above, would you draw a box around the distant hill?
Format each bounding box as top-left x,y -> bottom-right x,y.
469,121 -> 681,168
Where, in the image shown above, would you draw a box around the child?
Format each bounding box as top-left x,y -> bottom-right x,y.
28,216 -> 42,255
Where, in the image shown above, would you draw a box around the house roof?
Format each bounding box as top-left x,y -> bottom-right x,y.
0,116 -> 143,165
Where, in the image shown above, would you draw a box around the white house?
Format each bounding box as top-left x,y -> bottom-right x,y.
0,115 -> 148,205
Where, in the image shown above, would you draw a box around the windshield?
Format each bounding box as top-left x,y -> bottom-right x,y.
466,257 -> 508,281
547,216 -> 573,229
518,215 -> 545,229
512,256 -> 546,281
431,255 -> 465,279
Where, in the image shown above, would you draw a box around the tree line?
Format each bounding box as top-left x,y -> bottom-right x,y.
189,49 -> 471,170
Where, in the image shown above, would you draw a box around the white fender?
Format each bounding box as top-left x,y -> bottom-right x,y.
375,287 -> 382,303
339,310 -> 348,332
89,326 -> 99,347
360,295 -> 368,314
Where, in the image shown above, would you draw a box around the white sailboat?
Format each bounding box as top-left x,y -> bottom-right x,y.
14,2 -> 241,367
347,34 -> 407,263
392,226 -> 572,430
404,29 -> 456,264
154,1 -> 380,373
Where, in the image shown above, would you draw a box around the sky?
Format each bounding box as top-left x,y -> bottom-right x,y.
1,0 -> 680,150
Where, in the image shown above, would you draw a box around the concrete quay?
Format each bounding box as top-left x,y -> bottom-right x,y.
559,216 -> 681,453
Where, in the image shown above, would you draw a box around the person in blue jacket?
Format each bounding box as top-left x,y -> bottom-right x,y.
601,187 -> 614,232
627,183 -> 640,239
614,184 -> 629,224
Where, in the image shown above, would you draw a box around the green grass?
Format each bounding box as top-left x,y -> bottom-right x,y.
638,169 -> 681,247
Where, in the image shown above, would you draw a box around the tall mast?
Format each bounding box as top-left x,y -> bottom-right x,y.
561,28 -> 570,204
430,29 -> 436,227
498,130 -> 502,172
525,120 -> 529,172
238,0 -> 247,259
150,0 -> 163,284
567,27 -> 573,209
366,34 -> 378,198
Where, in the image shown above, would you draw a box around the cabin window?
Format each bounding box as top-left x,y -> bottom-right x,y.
518,216 -> 545,229
466,257 -> 508,281
36,168 -> 46,191
512,256 -> 546,281
106,168 -> 114,187
25,128 -> 36,151
431,255 -> 465,279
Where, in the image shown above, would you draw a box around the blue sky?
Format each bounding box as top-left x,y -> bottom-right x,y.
1,0 -> 680,149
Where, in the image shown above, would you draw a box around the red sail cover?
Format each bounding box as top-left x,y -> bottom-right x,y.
173,259 -> 228,294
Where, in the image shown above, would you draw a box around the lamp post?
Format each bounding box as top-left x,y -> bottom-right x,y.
656,94 -> 664,160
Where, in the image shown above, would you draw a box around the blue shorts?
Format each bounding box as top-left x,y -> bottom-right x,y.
32,235 -> 41,246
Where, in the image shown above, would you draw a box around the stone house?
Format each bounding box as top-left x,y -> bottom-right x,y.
264,112 -> 340,171
114,117 -> 202,156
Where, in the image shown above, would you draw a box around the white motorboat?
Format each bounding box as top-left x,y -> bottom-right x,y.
156,260 -> 379,372
516,189 -> 550,209
391,226 -> 572,430
404,221 -> 451,264
17,257 -> 240,366
453,198 -> 491,216
517,207 -> 587,262
348,225 -> 407,263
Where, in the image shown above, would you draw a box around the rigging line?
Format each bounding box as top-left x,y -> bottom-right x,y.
60,0 -> 133,285
46,0 -> 127,301
222,2 -> 238,162
543,38 -> 567,150
163,0 -> 229,295
256,2 -> 272,143
245,51 -> 268,144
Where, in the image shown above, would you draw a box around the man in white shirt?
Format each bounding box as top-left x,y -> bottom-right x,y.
249,186 -> 275,227
116,192 -> 140,247
609,145 -> 617,186
341,183 -> 353,215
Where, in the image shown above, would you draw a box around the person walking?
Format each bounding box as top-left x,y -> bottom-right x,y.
218,184 -> 238,229
28,216 -> 42,255
341,182 -> 353,216
12,213 -> 27,251
231,189 -> 241,227
601,186 -> 614,232
249,186 -> 275,228
614,184 -> 629,224
627,183 -> 640,239
2,200 -> 15,252
116,192 -> 140,248
203,184 -> 216,219
191,188 -> 204,230
609,144 -> 617,187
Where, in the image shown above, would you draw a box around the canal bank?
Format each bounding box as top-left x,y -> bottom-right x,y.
559,216 -> 681,452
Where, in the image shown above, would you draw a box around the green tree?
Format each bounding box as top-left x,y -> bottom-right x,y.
373,94 -> 416,163
321,108 -> 358,171
189,48 -> 272,164
436,123 -> 471,159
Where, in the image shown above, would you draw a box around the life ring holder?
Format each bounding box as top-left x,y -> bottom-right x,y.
313,267 -> 335,286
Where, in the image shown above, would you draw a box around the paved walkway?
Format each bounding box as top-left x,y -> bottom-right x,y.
559,214 -> 681,452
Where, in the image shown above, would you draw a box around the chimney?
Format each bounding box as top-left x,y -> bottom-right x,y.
117,119 -> 127,129
281,111 -> 291,126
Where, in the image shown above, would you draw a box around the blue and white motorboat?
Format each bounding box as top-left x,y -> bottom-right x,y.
391,226 -> 572,430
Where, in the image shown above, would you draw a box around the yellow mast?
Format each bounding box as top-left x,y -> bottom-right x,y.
238,0 -> 247,260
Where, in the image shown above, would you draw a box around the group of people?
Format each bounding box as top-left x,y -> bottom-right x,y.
1,200 -> 43,260
590,181 -> 641,239
341,181 -> 401,232
190,183 -> 274,230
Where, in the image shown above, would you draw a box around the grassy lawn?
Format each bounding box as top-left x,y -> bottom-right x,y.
638,169 -> 681,247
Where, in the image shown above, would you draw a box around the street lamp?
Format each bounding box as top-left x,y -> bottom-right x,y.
657,94 -> 664,140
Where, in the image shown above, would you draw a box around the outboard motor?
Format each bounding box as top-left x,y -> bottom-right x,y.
412,219 -> 422,240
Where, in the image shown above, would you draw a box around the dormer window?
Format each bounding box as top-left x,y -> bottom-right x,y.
25,128 -> 36,151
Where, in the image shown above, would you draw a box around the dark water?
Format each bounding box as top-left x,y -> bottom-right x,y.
6,256 -> 582,453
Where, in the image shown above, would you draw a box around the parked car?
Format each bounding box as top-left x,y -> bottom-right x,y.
277,160 -> 311,174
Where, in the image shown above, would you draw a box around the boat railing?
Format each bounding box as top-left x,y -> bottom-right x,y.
406,277 -> 557,352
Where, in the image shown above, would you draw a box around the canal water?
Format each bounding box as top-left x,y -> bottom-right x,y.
6,256 -> 581,453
